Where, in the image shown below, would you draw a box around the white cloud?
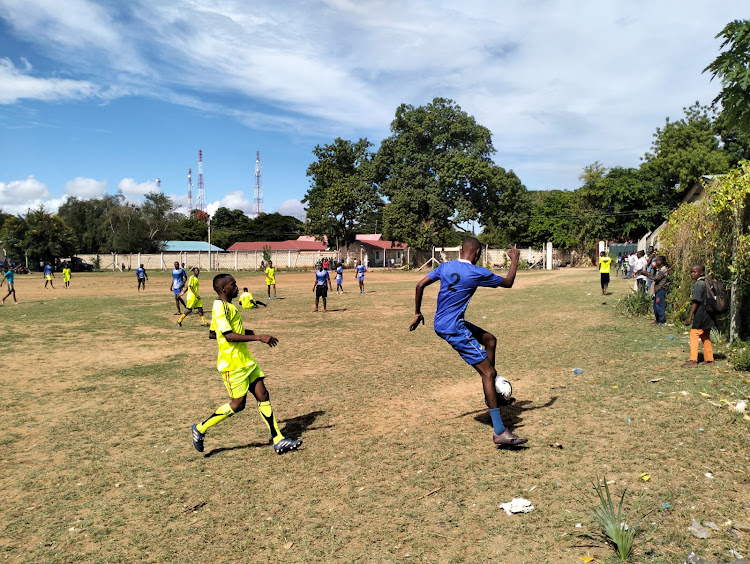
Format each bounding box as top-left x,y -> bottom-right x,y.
64,177 -> 107,198
275,199 -> 306,220
206,190 -> 253,217
117,178 -> 160,198
0,175 -> 50,207
0,57 -> 100,104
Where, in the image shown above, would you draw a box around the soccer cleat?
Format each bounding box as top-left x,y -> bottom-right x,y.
176,320 -> 182,327
191,423 -> 205,453
1,299 -> 4,304
323,308 -> 327,313
273,437 -> 302,455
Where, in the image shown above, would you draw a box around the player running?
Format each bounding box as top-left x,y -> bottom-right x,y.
43,263 -> 55,289
190,273 -> 301,455
177,267 -> 209,327
410,238 -> 527,448
62,264 -> 71,289
356,260 -> 366,293
598,251 -> 612,296
136,264 -> 148,292
312,262 -> 332,312
336,263 -> 344,293
170,261 -> 187,315
265,260 -> 276,300
1,265 -> 19,304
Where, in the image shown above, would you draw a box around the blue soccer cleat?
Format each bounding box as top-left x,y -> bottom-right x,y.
191,423 -> 205,453
273,437 -> 302,455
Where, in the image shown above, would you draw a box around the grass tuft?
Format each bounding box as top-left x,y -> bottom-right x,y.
615,289 -> 652,318
589,477 -> 649,563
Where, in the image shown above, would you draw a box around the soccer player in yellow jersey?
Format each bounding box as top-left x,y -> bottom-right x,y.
239,287 -> 267,309
177,267 -> 209,327
264,260 -> 276,299
598,251 -> 612,296
62,265 -> 71,289
191,273 -> 301,455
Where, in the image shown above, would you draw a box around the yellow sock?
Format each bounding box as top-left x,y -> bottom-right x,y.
258,401 -> 283,444
200,315 -> 208,324
197,403 -> 234,433
178,313 -> 187,324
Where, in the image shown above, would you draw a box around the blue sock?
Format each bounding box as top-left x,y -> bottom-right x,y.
488,408 -> 505,435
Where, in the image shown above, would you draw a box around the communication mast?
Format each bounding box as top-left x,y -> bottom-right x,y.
253,150 -> 264,218
155,178 -> 161,189
197,149 -> 206,212
187,168 -> 193,213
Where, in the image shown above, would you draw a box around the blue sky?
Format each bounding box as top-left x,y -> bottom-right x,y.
0,0 -> 747,219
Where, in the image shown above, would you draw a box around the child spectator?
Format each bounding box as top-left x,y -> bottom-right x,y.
683,265 -> 715,367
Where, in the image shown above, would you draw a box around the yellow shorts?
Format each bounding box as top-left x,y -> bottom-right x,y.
221,364 -> 265,399
186,296 -> 202,309
266,279 -> 275,285
45,275 -> 52,280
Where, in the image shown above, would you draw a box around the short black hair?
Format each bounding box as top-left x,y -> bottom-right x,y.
213,273 -> 233,292
461,237 -> 481,254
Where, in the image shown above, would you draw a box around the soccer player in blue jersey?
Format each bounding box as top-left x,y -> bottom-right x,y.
313,262 -> 332,312
43,263 -> 55,289
1,265 -> 19,304
336,263 -> 344,294
410,237 -> 527,447
170,261 -> 187,315
136,264 -> 148,292
356,260 -> 367,293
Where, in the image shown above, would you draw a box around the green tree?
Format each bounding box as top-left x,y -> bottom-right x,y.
642,103 -> 729,203
704,19 -> 750,134
304,138 -> 382,250
476,166 -> 531,247
58,196 -> 112,252
251,212 -> 303,241
527,190 -> 587,250
211,207 -> 251,231
173,216 -> 208,241
375,98 -> 513,250
140,191 -> 180,250
0,207 -> 76,264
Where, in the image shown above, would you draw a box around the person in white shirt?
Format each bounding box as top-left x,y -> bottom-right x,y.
627,251 -> 637,279
634,251 -> 648,292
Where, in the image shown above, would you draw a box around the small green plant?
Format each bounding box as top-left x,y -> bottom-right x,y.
91,255 -> 101,270
589,478 -> 649,563
710,327 -> 727,347
615,290 -> 652,318
729,340 -> 750,371
262,245 -> 272,264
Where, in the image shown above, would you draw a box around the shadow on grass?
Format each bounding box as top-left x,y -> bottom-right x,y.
204,410 -> 327,458
321,308 -> 347,313
458,396 -> 559,432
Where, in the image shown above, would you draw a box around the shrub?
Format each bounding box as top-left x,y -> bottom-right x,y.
615,290 -> 652,318
729,340 -> 750,371
91,255 -> 101,270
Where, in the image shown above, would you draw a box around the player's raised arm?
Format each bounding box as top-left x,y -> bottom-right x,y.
499,246 -> 520,288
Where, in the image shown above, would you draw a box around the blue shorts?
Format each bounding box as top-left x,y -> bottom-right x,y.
173,288 -> 182,296
436,322 -> 487,366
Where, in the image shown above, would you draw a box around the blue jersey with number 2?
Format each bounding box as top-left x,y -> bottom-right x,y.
427,259 -> 504,335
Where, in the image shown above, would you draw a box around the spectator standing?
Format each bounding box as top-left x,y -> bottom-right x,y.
634,251 -> 648,292
627,251 -> 637,279
645,256 -> 668,325
683,265 -> 715,367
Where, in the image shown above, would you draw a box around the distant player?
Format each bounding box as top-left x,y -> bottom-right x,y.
410,238 -> 527,448
43,263 -> 55,289
336,263 -> 344,294
177,267 -> 209,327
136,264 -> 148,292
598,251 -> 612,295
62,264 -> 71,289
191,273 -> 302,455
356,260 -> 367,293
239,287 -> 268,309
170,261 -> 187,315
265,260 -> 276,300
313,262 -> 332,312
1,265 -> 19,304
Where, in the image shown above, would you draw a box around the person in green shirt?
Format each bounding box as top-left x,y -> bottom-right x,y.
598,251 -> 612,295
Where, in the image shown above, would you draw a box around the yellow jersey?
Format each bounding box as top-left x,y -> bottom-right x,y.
186,275 -> 202,308
211,300 -> 255,372
265,266 -> 275,285
599,256 -> 612,274
62,268 -> 71,281
239,292 -> 256,309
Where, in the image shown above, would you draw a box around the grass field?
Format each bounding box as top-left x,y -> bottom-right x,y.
1,267 -> 748,563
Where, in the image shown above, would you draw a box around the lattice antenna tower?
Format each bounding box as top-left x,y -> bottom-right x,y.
253,150 -> 264,218
197,149 -> 206,212
187,168 -> 193,214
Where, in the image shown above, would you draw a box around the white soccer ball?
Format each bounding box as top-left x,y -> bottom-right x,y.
495,376 -> 512,401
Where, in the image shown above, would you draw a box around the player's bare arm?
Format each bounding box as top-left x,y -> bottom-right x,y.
499,246 -> 520,288
410,276 -> 436,330
224,331 -> 278,347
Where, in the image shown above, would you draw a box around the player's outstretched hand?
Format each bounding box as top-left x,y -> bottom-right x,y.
409,313 -> 425,332
507,245 -> 520,262
260,335 -> 278,347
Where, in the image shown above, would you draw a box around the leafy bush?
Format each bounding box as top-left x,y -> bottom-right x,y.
91,255 -> 101,270
615,290 -> 652,318
729,340 -> 750,371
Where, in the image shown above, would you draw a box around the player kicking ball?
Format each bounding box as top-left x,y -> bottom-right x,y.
191,274 -> 301,455
410,238 -> 527,448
